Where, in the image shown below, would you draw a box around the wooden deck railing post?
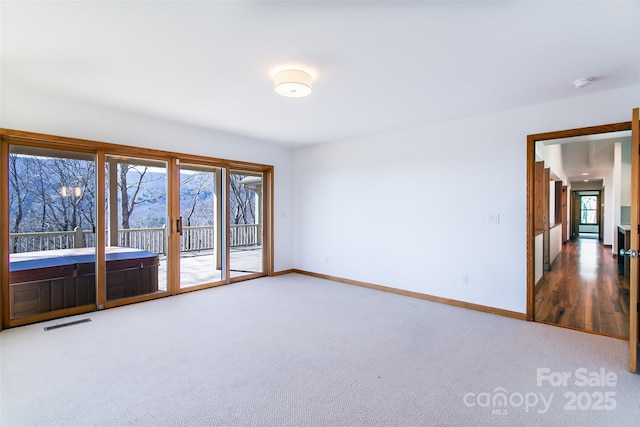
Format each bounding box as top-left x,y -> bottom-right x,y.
73,227 -> 84,248
163,224 -> 167,255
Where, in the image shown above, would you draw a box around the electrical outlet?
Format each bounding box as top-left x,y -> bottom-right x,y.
488,213 -> 500,225
462,275 -> 469,285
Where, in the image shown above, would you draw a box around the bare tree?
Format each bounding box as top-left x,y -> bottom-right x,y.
9,154 -> 260,253
119,164 -> 137,230
8,154 -> 29,252
181,172 -> 213,227
118,163 -> 165,229
178,171 -> 214,250
9,154 -> 96,251
8,154 -> 25,233
42,157 -> 95,232
229,174 -> 255,225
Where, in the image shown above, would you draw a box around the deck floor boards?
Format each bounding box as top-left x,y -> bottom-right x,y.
157,247 -> 263,290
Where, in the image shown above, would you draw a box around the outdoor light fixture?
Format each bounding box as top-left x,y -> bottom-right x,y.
274,69 -> 312,98
60,186 -> 82,197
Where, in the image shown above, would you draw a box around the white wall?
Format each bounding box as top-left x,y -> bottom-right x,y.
535,233 -> 544,285
293,85 -> 639,314
622,140 -> 632,206
537,143 -> 568,184
0,85 -> 295,272
549,181 -> 556,225
549,225 -> 563,265
566,183 -> 572,242
603,172 -> 614,246
614,140 -> 633,253
613,142 -> 622,252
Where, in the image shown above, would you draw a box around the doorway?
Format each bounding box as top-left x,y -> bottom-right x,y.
178,163 -> 225,290
527,123 -> 633,336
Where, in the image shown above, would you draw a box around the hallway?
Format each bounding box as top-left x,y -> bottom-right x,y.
535,238 -> 630,338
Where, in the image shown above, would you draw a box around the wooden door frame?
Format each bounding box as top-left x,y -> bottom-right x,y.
599,188 -> 605,241
561,185 -> 568,243
526,121 -> 632,321
629,108 -> 639,372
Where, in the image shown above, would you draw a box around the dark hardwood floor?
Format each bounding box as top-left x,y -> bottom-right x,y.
535,238 -> 630,338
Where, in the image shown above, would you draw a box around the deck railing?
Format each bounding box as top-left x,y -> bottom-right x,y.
118,227 -> 166,254
9,224 -> 260,254
230,224 -> 260,247
9,230 -> 96,254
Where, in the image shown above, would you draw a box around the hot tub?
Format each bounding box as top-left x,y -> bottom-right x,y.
10,247 -> 159,318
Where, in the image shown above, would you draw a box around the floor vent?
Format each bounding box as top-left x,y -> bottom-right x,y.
44,318 -> 91,331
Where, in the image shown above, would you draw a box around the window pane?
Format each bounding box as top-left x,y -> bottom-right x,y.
229,171 -> 263,277
105,156 -> 167,301
580,195 -> 597,224
582,196 -> 597,210
179,164 -> 225,288
582,211 -> 597,224
8,146 -> 96,319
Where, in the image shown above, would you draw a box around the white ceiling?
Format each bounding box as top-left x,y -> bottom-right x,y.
539,131 -> 631,184
560,135 -> 630,184
2,0 -> 639,147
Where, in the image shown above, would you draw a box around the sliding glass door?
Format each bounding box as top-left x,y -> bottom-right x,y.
8,146 -> 96,320
1,130 -> 273,328
178,163 -> 225,289
104,155 -> 168,302
229,170 -> 264,278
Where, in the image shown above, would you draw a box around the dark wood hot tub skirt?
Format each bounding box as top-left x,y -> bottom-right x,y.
9,247 -> 159,319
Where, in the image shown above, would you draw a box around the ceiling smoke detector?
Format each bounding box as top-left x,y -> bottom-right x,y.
573,78 -> 594,89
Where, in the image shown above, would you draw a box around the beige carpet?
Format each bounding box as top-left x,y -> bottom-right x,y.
1,273 -> 639,426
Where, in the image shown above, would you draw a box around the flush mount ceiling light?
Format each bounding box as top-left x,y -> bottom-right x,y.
274,69 -> 312,98
573,77 -> 594,89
